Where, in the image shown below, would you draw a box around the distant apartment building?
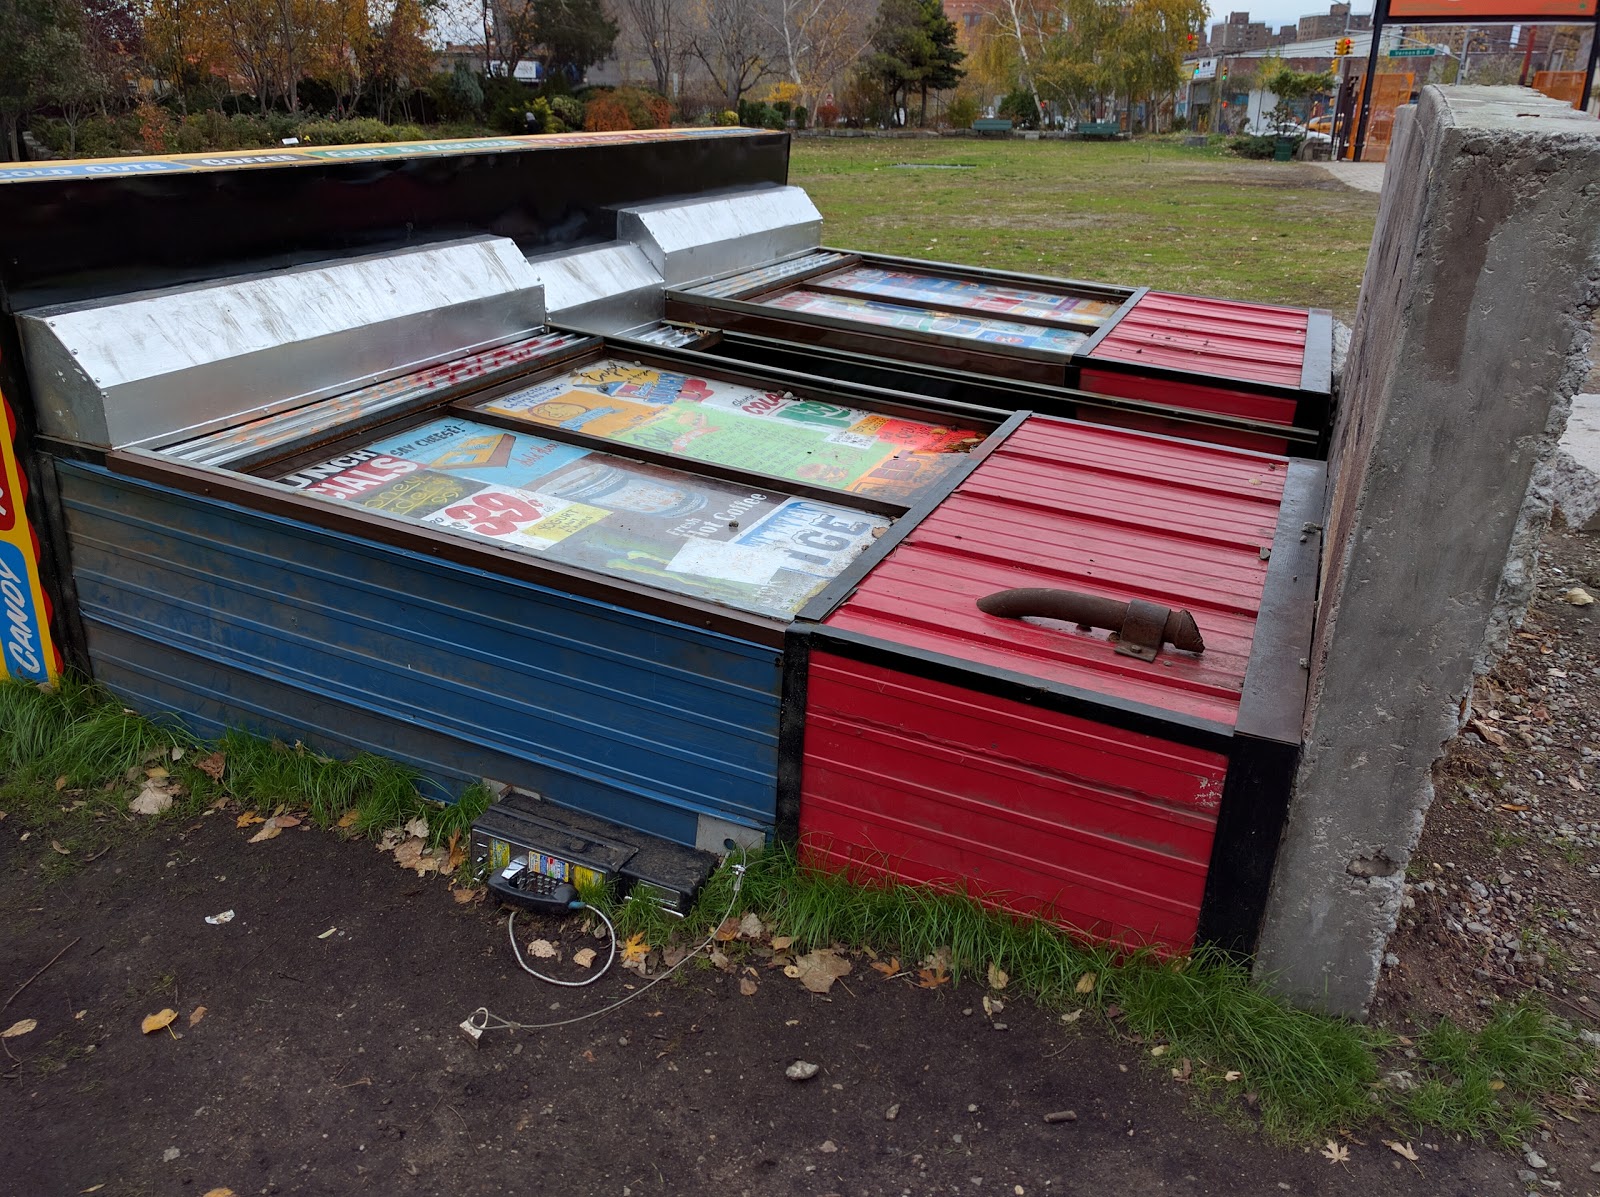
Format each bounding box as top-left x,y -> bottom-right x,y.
1210,11 -> 1274,51
945,0 -> 1001,48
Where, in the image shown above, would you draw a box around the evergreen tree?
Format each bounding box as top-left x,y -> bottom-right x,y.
860,0 -> 963,126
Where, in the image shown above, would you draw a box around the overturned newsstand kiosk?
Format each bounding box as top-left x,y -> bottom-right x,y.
0,129 -> 1324,951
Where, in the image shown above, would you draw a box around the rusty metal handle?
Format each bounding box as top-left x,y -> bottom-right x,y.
976,588 -> 1204,661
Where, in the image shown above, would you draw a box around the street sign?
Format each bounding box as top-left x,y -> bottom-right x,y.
1387,46 -> 1438,55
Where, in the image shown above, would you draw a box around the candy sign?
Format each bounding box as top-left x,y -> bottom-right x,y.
0,389 -> 56,683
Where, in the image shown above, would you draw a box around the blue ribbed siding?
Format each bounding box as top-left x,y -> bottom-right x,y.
57,461 -> 782,845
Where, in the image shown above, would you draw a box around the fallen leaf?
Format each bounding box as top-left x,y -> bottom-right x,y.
317,927 -> 337,940
1060,1009 -> 1082,1024
921,946 -> 952,974
1321,1141 -> 1350,1164
1075,972 -> 1098,995
987,961 -> 1009,990
129,783 -> 173,816
403,815 -> 429,841
200,1189 -> 236,1197
446,829 -> 466,872
786,949 -> 851,994
141,1008 -> 178,1034
714,917 -> 741,942
1499,803 -> 1530,812
170,746 -> 185,761
451,886 -> 484,904
982,995 -> 1003,1017
195,751 -> 226,781
1488,1079 -> 1505,1091
1383,1140 -> 1419,1162
336,809 -> 359,829
739,977 -> 759,996
917,965 -> 950,989
81,1187 -> 106,1194
1171,1057 -> 1193,1081
235,811 -> 265,828
770,935 -> 793,951
620,933 -> 650,966
573,947 -> 597,969
737,912 -> 764,940
274,814 -> 302,828
392,837 -> 427,870
54,775 -> 67,791
189,1006 -> 206,1026
528,939 -> 559,959
1468,719 -> 1508,749
2,1018 -> 38,1038
248,819 -> 283,843
1561,586 -> 1594,607
1224,1070 -> 1242,1081
49,840 -> 69,855
1150,1044 -> 1169,1057
145,766 -> 169,780
708,946 -> 733,971
870,957 -> 901,978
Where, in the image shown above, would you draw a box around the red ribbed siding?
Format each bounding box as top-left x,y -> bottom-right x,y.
801,416 -> 1291,949
1087,292 -> 1311,390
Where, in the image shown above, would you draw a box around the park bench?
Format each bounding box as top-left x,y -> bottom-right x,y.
972,118 -> 1013,134
1076,121 -> 1121,139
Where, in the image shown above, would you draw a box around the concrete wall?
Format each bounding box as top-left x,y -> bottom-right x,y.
1254,86 -> 1600,1017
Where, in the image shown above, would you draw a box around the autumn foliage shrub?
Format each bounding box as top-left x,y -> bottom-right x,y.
583,93 -> 633,131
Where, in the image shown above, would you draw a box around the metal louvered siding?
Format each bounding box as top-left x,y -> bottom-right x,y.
57,461 -> 781,844
1087,292 -> 1311,389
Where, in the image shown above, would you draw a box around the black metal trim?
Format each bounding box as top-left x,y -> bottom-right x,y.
795,410 -> 1031,623
800,624 -> 1237,754
1194,732 -> 1298,954
1236,459 -> 1326,747
106,449 -> 794,649
1300,309 -> 1335,397
1072,286 -> 1150,359
774,627 -> 810,843
820,247 -> 1136,303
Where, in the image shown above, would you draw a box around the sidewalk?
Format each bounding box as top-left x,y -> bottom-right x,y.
1317,161 -> 1386,193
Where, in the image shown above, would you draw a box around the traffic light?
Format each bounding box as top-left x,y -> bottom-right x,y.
1334,37 -> 1354,56
1185,31 -> 1197,51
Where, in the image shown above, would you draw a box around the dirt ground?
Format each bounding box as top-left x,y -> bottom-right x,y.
1,528 -> 1597,1197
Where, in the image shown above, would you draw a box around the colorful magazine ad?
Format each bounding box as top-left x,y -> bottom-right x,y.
366,419 -> 590,490
473,360 -> 984,503
763,290 -> 1087,355
276,438 -> 890,621
816,266 -> 1122,326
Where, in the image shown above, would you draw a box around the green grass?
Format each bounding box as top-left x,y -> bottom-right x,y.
790,137 -> 1379,321
589,843 -> 1596,1145
0,677 -> 478,864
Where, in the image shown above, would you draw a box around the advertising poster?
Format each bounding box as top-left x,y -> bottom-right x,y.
277,425 -> 890,620
477,360 -> 983,503
818,266 -> 1123,326
763,290 -> 1086,355
0,388 -> 57,684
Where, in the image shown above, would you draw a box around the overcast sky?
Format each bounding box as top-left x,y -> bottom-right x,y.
1208,1 -> 1375,32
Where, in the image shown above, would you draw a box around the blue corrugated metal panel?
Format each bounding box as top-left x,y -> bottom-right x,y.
57,461 -> 782,844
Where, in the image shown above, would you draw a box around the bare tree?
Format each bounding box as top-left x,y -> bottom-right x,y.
767,0 -> 866,111
688,0 -> 775,109
616,0 -> 683,96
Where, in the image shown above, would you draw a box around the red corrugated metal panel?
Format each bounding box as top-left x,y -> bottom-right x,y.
1077,368 -> 1299,427
1087,292 -> 1310,389
799,654 -> 1228,948
1074,403 -> 1291,457
823,418 -> 1286,728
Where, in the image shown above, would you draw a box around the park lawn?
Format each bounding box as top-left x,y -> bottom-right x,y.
789,137 -> 1379,321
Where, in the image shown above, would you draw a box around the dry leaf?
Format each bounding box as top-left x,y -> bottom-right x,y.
713,917 -> 741,942
145,766 -> 169,780
201,1189 -> 237,1197
620,933 -> 650,966
1224,1070 -> 1242,1081
870,957 -> 901,977
1561,586 -> 1595,606
189,1006 -> 206,1026
317,927 -> 337,940
770,935 -> 793,951
527,939 -> 559,959
403,815 -> 429,841
54,775 -> 67,791
451,886 -> 484,904
49,840 -> 69,855
917,966 -> 950,989
1075,972 -> 1097,995
129,783 -> 173,816
1321,1141 -> 1349,1164
446,829 -> 466,872
986,961 -> 1009,990
921,946 -> 952,973
392,837 -> 426,870
573,947 -> 597,969
1383,1140 -> 1419,1162
1488,1078 -> 1505,1091
1468,718 -> 1508,749
1150,1044 -> 1169,1057
195,751 -> 227,781
141,1008 -> 178,1034
336,808 -> 359,829
1060,1010 -> 1082,1024
274,814 -> 302,828
170,746 -> 185,761
2,1018 -> 38,1039
981,995 -> 1003,1017
708,946 -> 733,971
235,811 -> 265,828
786,949 -> 851,994
248,819 -> 283,843
737,912 -> 764,940
739,977 -> 759,996
81,1187 -> 106,1194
